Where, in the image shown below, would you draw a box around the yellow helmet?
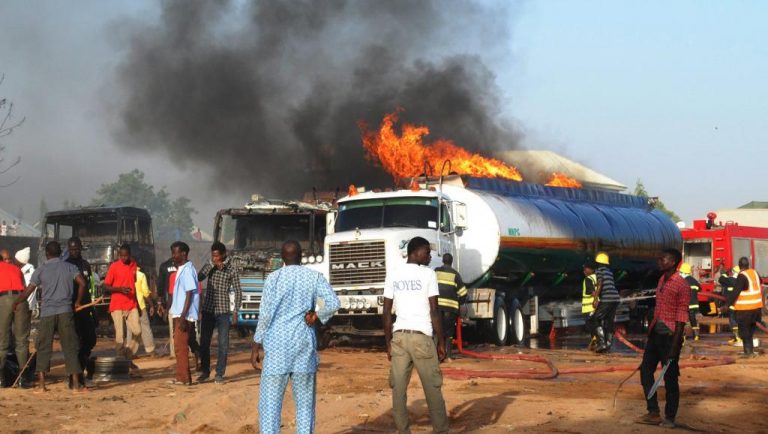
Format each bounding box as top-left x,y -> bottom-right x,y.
595,252 -> 610,265
679,263 -> 692,274
732,266 -> 740,274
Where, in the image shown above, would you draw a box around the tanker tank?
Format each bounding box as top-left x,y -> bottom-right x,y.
440,176 -> 682,297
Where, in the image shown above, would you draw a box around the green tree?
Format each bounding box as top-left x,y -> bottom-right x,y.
91,169 -> 197,240
633,179 -> 681,222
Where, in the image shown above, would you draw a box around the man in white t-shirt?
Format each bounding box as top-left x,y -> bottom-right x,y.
383,236 -> 448,434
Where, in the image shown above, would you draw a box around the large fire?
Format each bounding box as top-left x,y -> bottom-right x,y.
360,110 -> 582,188
360,111 -> 523,181
545,172 -> 583,188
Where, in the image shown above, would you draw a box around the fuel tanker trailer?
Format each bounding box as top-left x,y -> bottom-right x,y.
318,175 -> 681,345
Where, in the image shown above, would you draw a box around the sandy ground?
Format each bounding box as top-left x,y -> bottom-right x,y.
2,330 -> 768,434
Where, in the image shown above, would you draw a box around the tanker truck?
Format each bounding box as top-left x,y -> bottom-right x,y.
318,175 -> 681,344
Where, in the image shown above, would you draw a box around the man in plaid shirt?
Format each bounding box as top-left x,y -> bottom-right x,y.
197,242 -> 242,384
639,248 -> 690,428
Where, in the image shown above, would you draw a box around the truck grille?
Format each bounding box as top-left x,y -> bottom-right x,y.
241,293 -> 262,311
329,241 -> 386,286
239,271 -> 270,311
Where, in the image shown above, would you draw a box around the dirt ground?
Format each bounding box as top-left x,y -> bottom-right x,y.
2,329 -> 768,434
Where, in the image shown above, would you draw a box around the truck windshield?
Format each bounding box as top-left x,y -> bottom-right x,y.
45,216 -> 119,244
335,197 -> 439,232
218,214 -> 318,252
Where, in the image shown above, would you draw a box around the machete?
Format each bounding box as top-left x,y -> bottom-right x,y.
647,360 -> 671,400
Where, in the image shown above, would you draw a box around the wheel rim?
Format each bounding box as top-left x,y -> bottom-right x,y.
513,307 -> 524,342
496,307 -> 508,341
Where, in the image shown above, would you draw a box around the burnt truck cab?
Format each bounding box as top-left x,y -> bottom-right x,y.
40,207 -> 157,305
213,196 -> 331,328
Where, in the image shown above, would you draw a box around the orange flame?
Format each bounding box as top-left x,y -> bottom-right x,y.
360,111 -> 523,181
545,172 -> 582,188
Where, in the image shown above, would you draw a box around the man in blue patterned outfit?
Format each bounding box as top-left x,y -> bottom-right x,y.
251,240 -> 340,434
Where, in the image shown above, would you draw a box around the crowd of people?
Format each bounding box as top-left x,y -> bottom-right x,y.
1,237 -> 763,432
580,249 -> 764,427
0,239 -> 245,392
0,220 -> 20,237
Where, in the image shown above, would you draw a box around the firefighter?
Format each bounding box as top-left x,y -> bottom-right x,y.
678,263 -> 700,341
718,265 -> 741,344
581,260 -> 599,350
730,257 -> 764,357
435,253 -> 467,360
592,252 -> 620,353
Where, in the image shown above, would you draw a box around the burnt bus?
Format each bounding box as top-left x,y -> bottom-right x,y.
40,207 -> 157,306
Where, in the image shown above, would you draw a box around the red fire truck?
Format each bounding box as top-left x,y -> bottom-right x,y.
681,212 -> 768,314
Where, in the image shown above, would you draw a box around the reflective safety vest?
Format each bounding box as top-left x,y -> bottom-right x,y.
684,275 -> 700,309
582,274 -> 598,314
435,266 -> 468,312
735,269 -> 764,311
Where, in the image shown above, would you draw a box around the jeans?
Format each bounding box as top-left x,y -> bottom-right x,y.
199,312 -> 231,377
389,331 -> 449,434
640,329 -> 680,421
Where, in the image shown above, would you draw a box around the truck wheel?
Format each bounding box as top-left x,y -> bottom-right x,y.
507,299 -> 525,345
491,298 -> 509,346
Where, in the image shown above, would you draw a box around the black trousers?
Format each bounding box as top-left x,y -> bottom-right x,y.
688,308 -> 699,331
74,309 -> 97,377
188,321 -> 200,354
584,312 -> 596,335
735,309 -> 762,354
439,309 -> 458,357
640,329 -> 680,420
593,301 -> 619,336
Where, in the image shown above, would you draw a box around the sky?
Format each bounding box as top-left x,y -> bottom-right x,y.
0,1 -> 766,231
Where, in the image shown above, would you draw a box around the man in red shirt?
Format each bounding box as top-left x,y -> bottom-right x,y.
639,248 -> 690,428
0,254 -> 30,387
104,244 -> 141,359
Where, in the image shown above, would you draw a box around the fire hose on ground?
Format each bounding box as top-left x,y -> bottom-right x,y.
442,316 -> 736,382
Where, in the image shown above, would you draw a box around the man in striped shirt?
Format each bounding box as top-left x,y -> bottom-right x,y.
592,252 -> 620,353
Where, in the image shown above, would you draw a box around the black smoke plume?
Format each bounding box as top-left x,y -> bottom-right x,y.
111,0 -> 521,196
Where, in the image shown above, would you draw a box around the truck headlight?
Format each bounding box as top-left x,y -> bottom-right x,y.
308,255 -> 316,263
315,255 -> 323,263
301,256 -> 308,264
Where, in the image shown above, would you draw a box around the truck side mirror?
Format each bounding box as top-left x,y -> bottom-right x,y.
453,202 -> 467,229
326,211 -> 337,235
